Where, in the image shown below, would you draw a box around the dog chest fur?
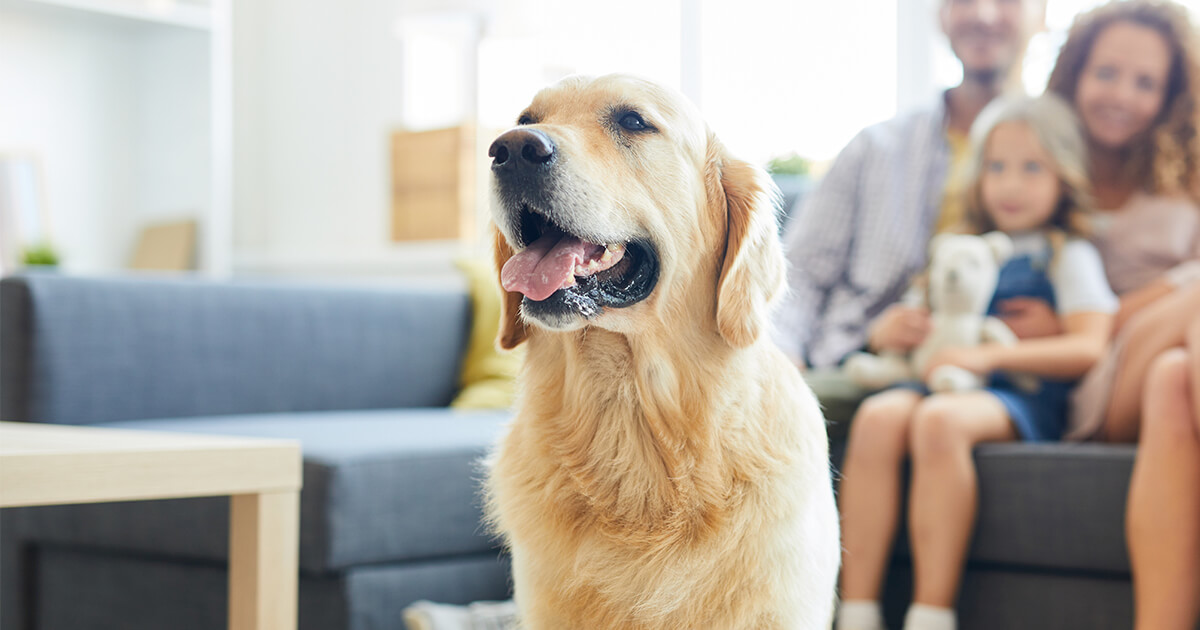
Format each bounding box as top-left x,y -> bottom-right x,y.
485,332 -> 837,629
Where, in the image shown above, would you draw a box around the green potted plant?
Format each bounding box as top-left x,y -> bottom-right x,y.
22,242 -> 61,270
765,152 -> 813,230
766,153 -> 811,178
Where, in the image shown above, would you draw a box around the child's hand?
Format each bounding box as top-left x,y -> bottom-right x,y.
997,298 -> 1060,339
922,346 -> 996,380
867,305 -> 931,352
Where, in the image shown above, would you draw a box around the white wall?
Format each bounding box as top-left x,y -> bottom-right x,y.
137,27 -> 211,227
232,0 -> 418,273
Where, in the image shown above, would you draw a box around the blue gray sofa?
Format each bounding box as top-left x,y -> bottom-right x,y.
0,273 -> 514,630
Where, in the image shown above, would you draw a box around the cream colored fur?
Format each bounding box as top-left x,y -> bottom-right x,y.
485,74 -> 839,630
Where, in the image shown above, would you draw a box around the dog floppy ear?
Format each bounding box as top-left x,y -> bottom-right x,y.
708,135 -> 786,348
493,227 -> 529,350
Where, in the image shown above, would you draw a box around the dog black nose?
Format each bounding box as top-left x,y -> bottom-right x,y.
489,128 -> 556,170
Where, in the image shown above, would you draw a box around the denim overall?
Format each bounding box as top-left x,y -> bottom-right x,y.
982,241 -> 1072,441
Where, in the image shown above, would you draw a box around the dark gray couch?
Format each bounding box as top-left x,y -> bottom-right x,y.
0,273 -> 514,630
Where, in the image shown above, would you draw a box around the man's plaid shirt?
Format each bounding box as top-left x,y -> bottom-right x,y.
774,98 -> 953,368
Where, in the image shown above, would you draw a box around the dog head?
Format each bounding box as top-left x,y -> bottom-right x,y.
491,74 -> 784,350
926,231 -> 1013,315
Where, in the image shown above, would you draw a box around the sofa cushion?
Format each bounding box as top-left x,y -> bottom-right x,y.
9,409 -> 512,573
0,274 -> 471,424
450,257 -> 524,410
881,442 -> 1135,575
879,558 -> 1133,630
971,442 -> 1134,574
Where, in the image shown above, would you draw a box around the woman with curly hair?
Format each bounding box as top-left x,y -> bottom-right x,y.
1047,2 -> 1200,628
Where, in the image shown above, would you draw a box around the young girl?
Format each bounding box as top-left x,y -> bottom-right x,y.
835,94 -> 1117,630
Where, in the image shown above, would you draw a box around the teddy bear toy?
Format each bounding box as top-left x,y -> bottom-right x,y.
844,231 -> 1034,393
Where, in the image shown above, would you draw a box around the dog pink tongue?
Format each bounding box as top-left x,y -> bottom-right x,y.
502,231 -> 598,301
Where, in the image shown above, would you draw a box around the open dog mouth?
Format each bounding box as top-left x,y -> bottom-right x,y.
501,207 -> 658,319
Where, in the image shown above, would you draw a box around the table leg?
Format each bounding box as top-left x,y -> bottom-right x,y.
229,491 -> 300,630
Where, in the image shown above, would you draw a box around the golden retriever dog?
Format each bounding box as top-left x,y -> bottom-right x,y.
485,74 -> 839,630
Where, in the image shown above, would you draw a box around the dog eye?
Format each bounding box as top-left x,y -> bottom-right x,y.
617,111 -> 650,132
517,113 -> 535,125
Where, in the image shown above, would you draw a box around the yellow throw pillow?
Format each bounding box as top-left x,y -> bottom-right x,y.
451,258 -> 525,409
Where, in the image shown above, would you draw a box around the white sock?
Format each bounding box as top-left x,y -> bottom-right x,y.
836,599 -> 885,630
903,603 -> 956,630
401,599 -> 519,630
401,600 -> 475,630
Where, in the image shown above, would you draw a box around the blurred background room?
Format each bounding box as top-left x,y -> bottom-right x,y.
0,0 -> 1197,281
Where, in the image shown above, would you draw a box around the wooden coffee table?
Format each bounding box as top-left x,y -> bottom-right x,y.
0,421 -> 303,630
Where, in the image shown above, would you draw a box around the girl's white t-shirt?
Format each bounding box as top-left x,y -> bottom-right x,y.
1008,231 -> 1118,315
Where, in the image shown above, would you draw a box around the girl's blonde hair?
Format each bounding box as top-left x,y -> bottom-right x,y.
1046,0 -> 1200,200
960,93 -> 1094,241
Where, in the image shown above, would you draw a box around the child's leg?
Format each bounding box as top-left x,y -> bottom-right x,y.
1128,349 -> 1200,630
1103,284 -> 1200,442
907,392 -> 1016,608
838,389 -> 924,602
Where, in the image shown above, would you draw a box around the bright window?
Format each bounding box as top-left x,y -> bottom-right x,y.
695,0 -> 897,165
466,1 -> 898,166
409,0 -> 1200,171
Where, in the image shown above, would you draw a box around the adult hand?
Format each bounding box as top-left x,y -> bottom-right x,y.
867,305 -> 931,353
997,297 -> 1061,339
921,345 -> 996,381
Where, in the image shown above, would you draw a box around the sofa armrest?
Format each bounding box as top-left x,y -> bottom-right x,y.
0,274 -> 471,424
